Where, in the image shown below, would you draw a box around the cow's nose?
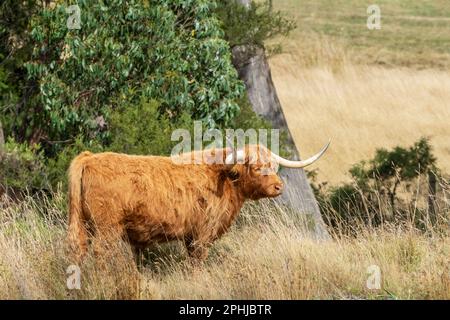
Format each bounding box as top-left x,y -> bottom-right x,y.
274,183 -> 283,191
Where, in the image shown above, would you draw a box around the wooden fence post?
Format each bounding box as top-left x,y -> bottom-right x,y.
428,170 -> 437,224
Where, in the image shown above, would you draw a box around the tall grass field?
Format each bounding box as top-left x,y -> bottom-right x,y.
0,192 -> 448,299
0,0 -> 449,300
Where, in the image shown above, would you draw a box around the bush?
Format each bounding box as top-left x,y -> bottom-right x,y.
216,0 -> 296,48
45,99 -> 193,190
108,99 -> 193,156
10,97 -> 283,193
0,0 -> 293,196
316,138 -> 442,233
45,136 -> 104,191
350,137 -> 436,211
2,0 -> 244,155
0,138 -> 49,192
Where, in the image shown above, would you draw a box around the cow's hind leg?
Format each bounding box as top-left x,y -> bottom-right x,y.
92,224 -> 130,260
91,225 -> 140,298
66,220 -> 89,264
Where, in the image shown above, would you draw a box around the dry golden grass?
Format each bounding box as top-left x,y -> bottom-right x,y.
1,0 -> 449,301
0,193 -> 448,300
266,0 -> 450,183
270,59 -> 450,184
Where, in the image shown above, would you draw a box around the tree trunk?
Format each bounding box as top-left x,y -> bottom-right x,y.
231,44 -> 330,240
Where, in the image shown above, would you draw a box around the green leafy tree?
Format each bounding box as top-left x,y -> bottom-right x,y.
0,0 -> 41,136
3,0 -> 244,155
1,0 -> 288,194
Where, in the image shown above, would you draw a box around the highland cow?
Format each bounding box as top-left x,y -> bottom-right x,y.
67,143 -> 329,262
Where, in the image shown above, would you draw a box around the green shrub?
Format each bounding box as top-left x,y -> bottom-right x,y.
108,99 -> 193,156
0,138 -> 49,192
350,137 -> 436,210
37,97 -> 284,192
3,0 -> 244,155
45,136 -> 104,191
0,0 -> 295,196
44,99 -> 192,190
328,184 -> 363,215
318,138 -> 440,233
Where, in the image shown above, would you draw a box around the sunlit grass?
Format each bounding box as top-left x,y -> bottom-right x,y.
0,193 -> 448,299
267,0 -> 450,183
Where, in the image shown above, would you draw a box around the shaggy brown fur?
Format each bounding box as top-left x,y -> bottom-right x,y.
67,145 -> 283,262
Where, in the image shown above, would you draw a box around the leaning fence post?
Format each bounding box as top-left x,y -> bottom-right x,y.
428,170 -> 437,224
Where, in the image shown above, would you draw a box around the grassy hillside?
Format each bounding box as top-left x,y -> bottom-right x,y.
268,0 -> 450,183
272,0 -> 450,69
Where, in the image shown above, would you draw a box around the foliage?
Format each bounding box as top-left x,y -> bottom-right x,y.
349,137 -> 436,208
0,0 -> 296,195
45,136 -> 104,191
0,138 -> 49,191
2,0 -> 244,155
365,138 -> 436,181
44,99 -> 192,190
1,95 -> 285,193
215,0 -> 296,47
0,0 -> 40,133
109,99 -> 193,156
316,138 -> 439,231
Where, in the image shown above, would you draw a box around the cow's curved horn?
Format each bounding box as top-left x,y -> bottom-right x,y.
271,140 -> 331,168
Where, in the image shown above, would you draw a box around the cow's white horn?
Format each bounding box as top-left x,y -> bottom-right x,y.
271,140 -> 331,168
